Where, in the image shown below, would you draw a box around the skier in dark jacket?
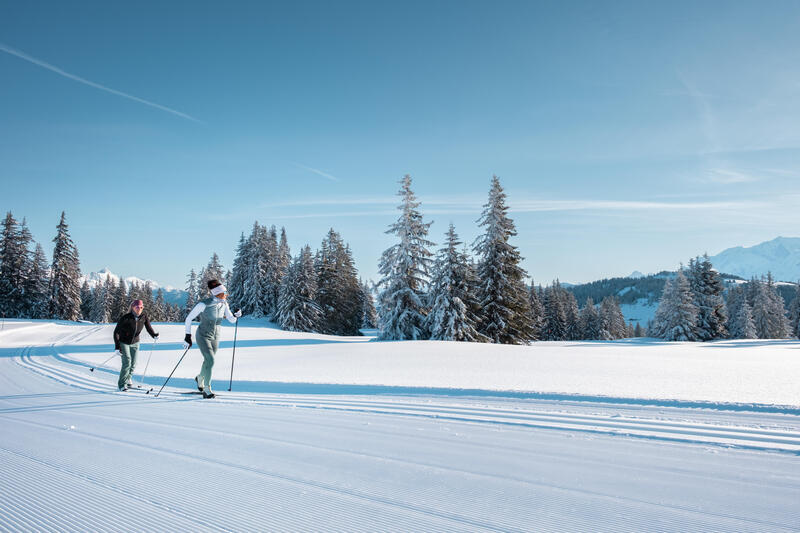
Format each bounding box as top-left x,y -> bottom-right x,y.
113,299 -> 158,391
184,280 -> 241,398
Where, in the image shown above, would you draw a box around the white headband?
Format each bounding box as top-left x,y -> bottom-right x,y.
210,284 -> 227,296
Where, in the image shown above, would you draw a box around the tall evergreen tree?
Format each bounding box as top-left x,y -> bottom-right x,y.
200,253 -> 225,290
377,175 -> 434,340
563,290 -> 581,340
113,279 -> 128,319
578,297 -> 601,340
752,274 -> 790,339
687,255 -> 728,340
528,282 -> 544,341
277,245 -> 322,332
153,289 -> 167,322
426,224 -> 487,342
316,229 -> 363,336
0,212 -> 29,317
228,233 -> 249,313
542,282 -> 567,341
599,296 -> 627,339
90,282 -> 109,323
360,280 -> 379,329
243,223 -> 271,318
49,212 -> 82,321
473,176 -> 533,344
79,280 -> 93,320
651,270 -> 698,341
729,297 -> 757,339
787,283 -> 800,338
25,243 -> 50,319
185,269 -> 199,317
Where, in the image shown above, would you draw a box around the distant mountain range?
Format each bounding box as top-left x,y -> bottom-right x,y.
80,268 -> 187,306
565,237 -> 800,325
708,237 -> 800,283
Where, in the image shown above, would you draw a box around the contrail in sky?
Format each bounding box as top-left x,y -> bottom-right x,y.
292,162 -> 341,182
0,43 -> 202,123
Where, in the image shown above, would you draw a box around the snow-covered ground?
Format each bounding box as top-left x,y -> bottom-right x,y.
1,319 -> 799,531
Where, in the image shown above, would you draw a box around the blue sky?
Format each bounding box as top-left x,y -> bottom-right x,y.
2,1 -> 800,288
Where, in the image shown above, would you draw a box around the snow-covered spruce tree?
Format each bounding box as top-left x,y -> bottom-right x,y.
633,322 -> 645,337
104,277 -> 118,320
360,280 -> 379,329
542,282 -> 567,340
729,296 -> 757,339
377,175 -> 434,340
200,253 -> 225,292
599,296 -> 627,340
787,283 -> 800,338
112,279 -> 128,319
49,212 -> 82,321
528,283 -> 544,341
563,290 -> 581,341
752,274 -> 790,339
277,245 -> 322,332
578,297 -> 601,339
262,226 -> 281,318
89,281 -> 109,323
277,228 -> 291,281
153,289 -> 167,322
239,223 -> 264,316
687,255 -> 728,340
242,223 -> 272,318
228,233 -> 250,314
24,241 -> 50,319
185,269 -> 198,317
315,229 -> 363,336
651,270 -> 698,341
0,212 -> 31,317
425,224 -> 488,342
79,280 -> 93,321
473,176 -> 533,344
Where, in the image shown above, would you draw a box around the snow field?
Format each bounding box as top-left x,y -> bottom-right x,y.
1,320 -> 799,531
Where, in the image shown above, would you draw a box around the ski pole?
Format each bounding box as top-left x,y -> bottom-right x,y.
138,337 -> 158,393
90,351 -> 118,372
228,319 -> 239,391
155,347 -> 190,398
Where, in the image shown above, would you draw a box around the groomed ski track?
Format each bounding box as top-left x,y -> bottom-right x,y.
1,322 -> 799,531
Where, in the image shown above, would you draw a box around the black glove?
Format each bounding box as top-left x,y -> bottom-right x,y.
183,334 -> 192,349
153,332 -> 160,339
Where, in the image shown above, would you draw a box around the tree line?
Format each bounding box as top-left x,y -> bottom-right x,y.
187,224 -> 377,336
375,175 -> 637,345
0,211 -> 80,321
651,255 -> 800,341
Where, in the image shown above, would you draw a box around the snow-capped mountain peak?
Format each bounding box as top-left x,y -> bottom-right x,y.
81,268 -> 162,290
709,236 -> 800,282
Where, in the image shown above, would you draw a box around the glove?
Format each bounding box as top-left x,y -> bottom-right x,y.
153,332 -> 160,339
234,309 -> 242,318
183,334 -> 192,349
115,349 -> 122,356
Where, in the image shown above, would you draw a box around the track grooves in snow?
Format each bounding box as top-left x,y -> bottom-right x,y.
0,415 -> 523,532
10,407 -> 799,531
16,345 -> 800,454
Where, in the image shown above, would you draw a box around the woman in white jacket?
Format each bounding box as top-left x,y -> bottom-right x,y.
183,279 -> 241,398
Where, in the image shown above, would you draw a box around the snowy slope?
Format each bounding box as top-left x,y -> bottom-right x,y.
710,236 -> 800,282
1,320 -> 799,531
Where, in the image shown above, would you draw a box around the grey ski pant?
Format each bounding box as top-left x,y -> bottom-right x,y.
118,342 -> 139,389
